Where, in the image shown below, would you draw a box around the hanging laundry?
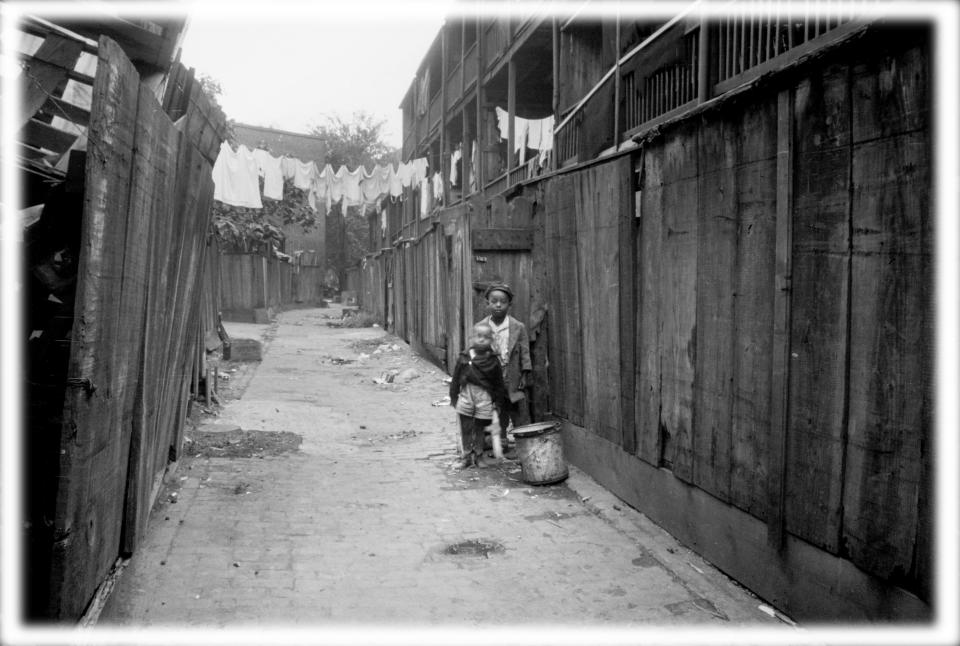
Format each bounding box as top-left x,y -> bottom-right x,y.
360,164 -> 392,205
252,149 -> 284,200
388,164 -> 404,197
293,160 -> 318,191
419,177 -> 430,218
410,157 -> 429,185
495,106 -> 530,154
417,69 -> 431,116
317,164 -> 336,214
450,145 -> 462,186
432,171 -> 443,203
280,156 -> 298,181
526,115 -> 555,151
212,142 -> 262,209
470,140 -> 478,192
337,165 -> 363,210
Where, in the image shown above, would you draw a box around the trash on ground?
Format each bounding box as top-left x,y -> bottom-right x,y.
687,561 -> 704,574
374,370 -> 398,384
394,367 -> 420,383
431,396 -> 451,406
441,376 -> 452,384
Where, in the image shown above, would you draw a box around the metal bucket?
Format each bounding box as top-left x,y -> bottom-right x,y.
512,421 -> 568,485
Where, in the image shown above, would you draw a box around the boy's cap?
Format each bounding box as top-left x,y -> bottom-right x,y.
484,283 -> 514,301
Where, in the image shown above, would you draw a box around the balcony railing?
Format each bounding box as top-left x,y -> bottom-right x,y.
555,0 -> 868,166
713,2 -> 861,92
485,171 -> 509,196
483,19 -> 509,71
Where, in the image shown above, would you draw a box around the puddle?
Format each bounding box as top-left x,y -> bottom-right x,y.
442,539 -> 505,558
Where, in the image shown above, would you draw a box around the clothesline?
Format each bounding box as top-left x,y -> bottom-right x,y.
211,141 -> 431,214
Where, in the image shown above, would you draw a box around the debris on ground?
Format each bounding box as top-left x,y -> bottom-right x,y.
374,370 -> 398,384
394,368 -> 420,383
431,395 -> 451,407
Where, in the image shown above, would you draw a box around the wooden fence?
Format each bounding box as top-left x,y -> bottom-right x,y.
219,253 -> 325,321
547,29 -> 931,619
36,37 -> 223,620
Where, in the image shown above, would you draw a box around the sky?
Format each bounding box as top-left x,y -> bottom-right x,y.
179,0 -> 456,149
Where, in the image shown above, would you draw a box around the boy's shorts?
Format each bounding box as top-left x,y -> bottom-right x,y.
455,383 -> 494,420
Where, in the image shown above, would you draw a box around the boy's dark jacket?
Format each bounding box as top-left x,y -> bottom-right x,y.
449,344 -> 508,411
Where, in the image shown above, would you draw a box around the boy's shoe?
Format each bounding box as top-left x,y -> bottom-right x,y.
476,454 -> 496,468
454,455 -> 475,469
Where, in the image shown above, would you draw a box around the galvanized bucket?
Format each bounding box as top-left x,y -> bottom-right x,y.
512,421 -> 568,485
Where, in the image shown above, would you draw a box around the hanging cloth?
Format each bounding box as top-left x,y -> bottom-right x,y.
293,160 -> 317,191
337,165 -> 363,210
212,142 -> 262,208
388,164 -> 403,197
280,156 -> 297,181
252,149 -> 284,200
410,157 -> 429,185
450,145 -> 462,186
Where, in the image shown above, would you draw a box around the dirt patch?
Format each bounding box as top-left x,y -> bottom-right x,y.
183,429 -> 302,458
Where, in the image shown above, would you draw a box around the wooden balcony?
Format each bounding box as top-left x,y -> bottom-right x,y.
555,0 -> 870,167
445,61 -> 463,112
482,18 -> 510,71
429,92 -> 441,132
464,42 -> 478,90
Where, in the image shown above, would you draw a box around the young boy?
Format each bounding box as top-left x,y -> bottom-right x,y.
478,283 -> 532,452
449,322 -> 508,468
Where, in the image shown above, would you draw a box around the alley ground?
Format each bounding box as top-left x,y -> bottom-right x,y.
99,305 -> 787,631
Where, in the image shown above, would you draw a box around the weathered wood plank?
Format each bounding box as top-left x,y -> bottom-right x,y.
693,115 -> 736,502
574,159 -> 626,445
635,142 -> 662,465
124,85 -> 182,553
731,98 -> 777,521
544,174 -> 584,424
784,62 -> 851,553
658,124 -> 698,482
842,129 -> 929,583
51,36 -> 139,621
619,160 -> 638,455
20,34 -> 83,127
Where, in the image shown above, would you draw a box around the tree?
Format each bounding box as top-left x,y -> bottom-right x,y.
309,111 -> 397,169
308,112 -> 399,287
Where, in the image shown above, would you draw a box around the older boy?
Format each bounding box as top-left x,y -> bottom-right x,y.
478,283 -> 532,451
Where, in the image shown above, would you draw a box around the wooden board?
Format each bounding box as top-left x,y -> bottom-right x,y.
51,36 -> 139,620
784,62 -> 851,553
124,85 -> 182,553
657,124 -> 698,482
731,98 -> 778,521
574,158 -> 628,445
635,142 -> 662,465
543,174 -> 584,424
842,131 -> 928,582
692,115 -> 736,502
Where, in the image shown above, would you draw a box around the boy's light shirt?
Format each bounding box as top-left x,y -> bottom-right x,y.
489,317 -> 510,367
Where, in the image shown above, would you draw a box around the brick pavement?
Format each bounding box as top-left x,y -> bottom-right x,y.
98,306 -> 787,634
